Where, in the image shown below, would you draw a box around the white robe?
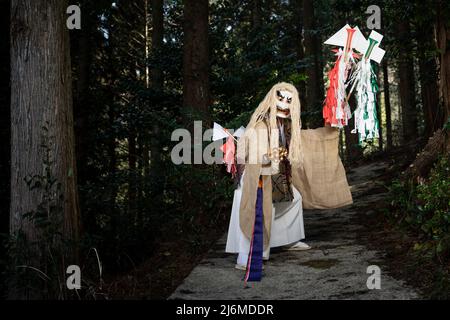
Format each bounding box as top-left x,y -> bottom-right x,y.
225,173 -> 305,265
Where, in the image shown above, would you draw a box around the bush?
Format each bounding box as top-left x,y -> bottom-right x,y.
389,156 -> 450,254
388,155 -> 450,298
415,156 -> 450,254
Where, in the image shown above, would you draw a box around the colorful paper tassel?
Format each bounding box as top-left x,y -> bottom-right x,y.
350,57 -> 380,145
323,49 -> 354,128
220,136 -> 237,177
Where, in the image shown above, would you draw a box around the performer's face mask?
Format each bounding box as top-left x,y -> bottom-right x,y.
276,90 -> 293,118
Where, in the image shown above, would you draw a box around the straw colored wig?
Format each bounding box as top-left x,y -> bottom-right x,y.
238,82 -> 303,168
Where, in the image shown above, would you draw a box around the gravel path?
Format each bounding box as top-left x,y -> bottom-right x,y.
170,161 -> 419,300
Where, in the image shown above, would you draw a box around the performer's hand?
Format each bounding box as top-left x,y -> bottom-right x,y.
262,153 -> 272,165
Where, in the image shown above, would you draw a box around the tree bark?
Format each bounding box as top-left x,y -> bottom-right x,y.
397,19 -> 418,143
375,65 -> 383,151
293,0 -> 307,114
150,0 -> 163,180
303,0 -> 324,128
105,17 -> 118,215
128,133 -> 137,215
405,129 -> 448,182
382,59 -> 393,150
151,0 -> 164,90
183,0 -> 210,120
0,0 -> 11,278
73,4 -> 94,186
416,17 -> 441,137
344,95 -> 363,161
247,0 -> 267,80
10,0 -> 80,263
436,1 -> 450,124
251,0 -> 262,30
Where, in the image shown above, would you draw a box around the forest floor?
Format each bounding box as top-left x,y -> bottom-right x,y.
168,160 -> 421,300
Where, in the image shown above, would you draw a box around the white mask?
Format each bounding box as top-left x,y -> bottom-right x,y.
276,90 -> 293,118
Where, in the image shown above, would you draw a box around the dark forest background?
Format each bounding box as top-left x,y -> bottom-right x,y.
0,0 -> 449,299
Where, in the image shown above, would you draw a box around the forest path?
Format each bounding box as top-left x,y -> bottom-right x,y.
169,161 -> 419,300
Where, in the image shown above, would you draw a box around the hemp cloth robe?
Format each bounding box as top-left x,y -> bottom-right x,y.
238,121 -> 353,251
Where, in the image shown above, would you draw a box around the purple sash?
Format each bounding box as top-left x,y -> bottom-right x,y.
244,182 -> 264,283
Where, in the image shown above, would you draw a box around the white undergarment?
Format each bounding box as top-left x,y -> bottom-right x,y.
225,172 -> 305,265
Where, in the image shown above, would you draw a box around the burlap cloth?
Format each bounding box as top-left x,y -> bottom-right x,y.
238,123 -> 353,249
293,126 -> 353,209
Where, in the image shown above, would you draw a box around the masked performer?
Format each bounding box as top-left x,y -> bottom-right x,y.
225,82 -> 353,281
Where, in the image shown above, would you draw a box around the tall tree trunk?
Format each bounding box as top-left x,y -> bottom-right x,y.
374,65 -> 383,151
105,18 -> 118,231
251,0 -> 262,30
383,59 -> 393,150
416,16 -> 441,137
436,1 -> 450,126
108,106 -> 117,206
303,0 -> 324,128
10,0 -> 81,292
128,132 -> 137,216
137,133 -> 144,227
249,0 -> 264,81
339,130 -> 345,161
183,0 -> 210,121
293,0 -> 307,116
0,0 -> 11,296
397,20 -> 418,143
151,0 -> 164,90
150,0 -> 163,182
344,95 -> 363,161
73,4 -> 93,186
